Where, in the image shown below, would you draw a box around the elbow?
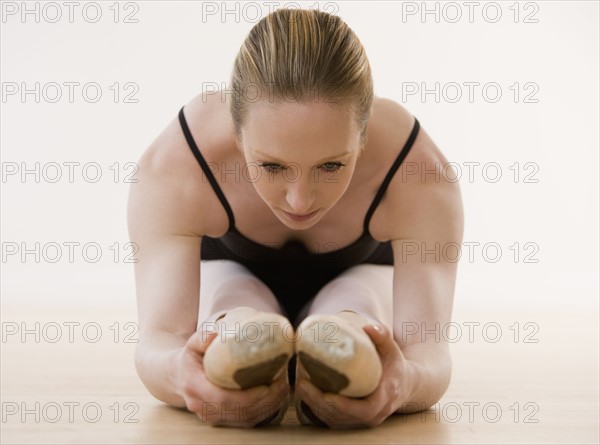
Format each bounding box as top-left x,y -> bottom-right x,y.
425,350 -> 453,409
133,343 -> 187,409
398,351 -> 453,414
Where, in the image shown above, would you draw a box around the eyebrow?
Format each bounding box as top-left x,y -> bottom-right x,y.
251,150 -> 352,163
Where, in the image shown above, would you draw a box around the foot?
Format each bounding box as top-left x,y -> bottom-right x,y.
203,307 -> 295,390
293,311 -> 382,426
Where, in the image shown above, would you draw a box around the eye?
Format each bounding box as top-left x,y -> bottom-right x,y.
259,163 -> 282,173
320,162 -> 346,172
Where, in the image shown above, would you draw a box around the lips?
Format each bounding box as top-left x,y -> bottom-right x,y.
289,210 -> 317,217
283,209 -> 319,222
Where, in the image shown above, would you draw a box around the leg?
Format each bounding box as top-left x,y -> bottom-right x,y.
293,264 -> 393,424
296,264 -> 394,330
198,260 -> 293,426
198,259 -> 286,329
198,259 -> 292,378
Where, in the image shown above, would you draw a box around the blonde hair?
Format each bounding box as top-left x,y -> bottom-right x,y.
230,8 -> 373,145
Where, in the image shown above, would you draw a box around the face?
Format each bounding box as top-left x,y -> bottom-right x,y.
238,99 -> 363,229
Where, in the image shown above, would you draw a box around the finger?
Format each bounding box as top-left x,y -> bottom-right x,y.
296,377 -> 385,428
251,379 -> 291,425
189,330 -> 218,355
205,382 -> 289,426
196,404 -> 257,428
323,376 -> 396,427
200,399 -> 282,429
362,322 -> 389,346
204,376 -> 289,418
295,377 -> 323,406
320,390 -> 379,422
296,378 -> 340,424
362,323 -> 400,359
240,376 -> 290,403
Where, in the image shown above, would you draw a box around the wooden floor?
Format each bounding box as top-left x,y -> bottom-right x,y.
1,303 -> 598,444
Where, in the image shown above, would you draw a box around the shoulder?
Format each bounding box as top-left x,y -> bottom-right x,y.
145,91 -> 232,175
365,97 -> 415,153
128,93 -> 233,238
368,97 -> 464,243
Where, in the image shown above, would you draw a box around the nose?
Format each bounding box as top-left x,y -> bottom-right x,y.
285,178 -> 316,214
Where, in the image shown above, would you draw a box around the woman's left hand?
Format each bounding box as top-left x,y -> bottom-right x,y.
295,322 -> 413,429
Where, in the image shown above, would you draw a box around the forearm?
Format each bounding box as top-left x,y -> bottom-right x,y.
395,343 -> 452,414
135,331 -> 189,408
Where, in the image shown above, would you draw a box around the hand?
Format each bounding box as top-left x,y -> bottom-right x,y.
295,323 -> 413,429
173,329 -> 291,427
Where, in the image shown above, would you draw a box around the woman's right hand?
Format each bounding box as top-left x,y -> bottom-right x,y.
172,329 -> 291,427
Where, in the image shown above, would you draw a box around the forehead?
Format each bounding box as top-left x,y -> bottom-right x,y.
240,100 -> 359,155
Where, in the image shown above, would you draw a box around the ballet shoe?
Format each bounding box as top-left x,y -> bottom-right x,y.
295,311 -> 382,399
202,307 -> 294,423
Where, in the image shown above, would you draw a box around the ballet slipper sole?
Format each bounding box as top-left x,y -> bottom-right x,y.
233,353 -> 289,389
295,314 -> 382,398
203,313 -> 294,390
297,351 -> 349,393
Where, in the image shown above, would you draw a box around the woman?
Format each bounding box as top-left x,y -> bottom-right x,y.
128,8 -> 464,429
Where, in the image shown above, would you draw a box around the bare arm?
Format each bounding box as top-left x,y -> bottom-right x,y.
127,141 -> 204,408
284,112 -> 465,427
127,104 -> 290,427
390,146 -> 464,413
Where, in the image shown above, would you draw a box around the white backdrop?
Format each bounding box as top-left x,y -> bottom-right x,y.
1,1 -> 598,310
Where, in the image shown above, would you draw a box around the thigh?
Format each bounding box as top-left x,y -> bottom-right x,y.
198,260 -> 285,328
296,264 -> 394,330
